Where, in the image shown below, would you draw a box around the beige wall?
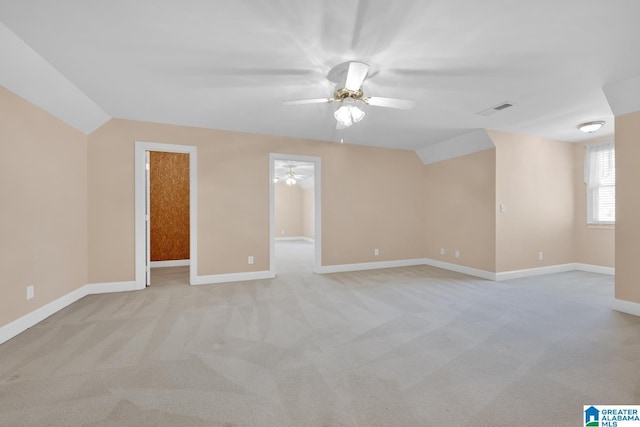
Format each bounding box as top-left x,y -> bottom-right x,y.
303,186 -> 315,239
88,119 -> 426,282
615,110 -> 640,304
2,85 -> 627,329
422,131 -> 615,274
423,149 -> 496,271
573,138 -> 615,268
491,130 -> 575,272
274,181 -> 303,237
0,86 -> 88,327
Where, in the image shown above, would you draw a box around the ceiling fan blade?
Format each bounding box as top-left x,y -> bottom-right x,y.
350,0 -> 369,50
206,68 -> 318,77
282,98 -> 332,106
344,61 -> 369,91
364,97 -> 416,110
290,164 -> 315,170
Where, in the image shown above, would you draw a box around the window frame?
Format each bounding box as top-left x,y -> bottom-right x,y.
584,141 -> 615,226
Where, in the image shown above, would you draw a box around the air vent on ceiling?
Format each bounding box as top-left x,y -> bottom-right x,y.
477,101 -> 516,116
494,102 -> 513,110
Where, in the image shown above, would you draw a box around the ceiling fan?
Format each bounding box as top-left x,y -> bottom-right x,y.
282,61 -> 416,128
274,165 -> 310,186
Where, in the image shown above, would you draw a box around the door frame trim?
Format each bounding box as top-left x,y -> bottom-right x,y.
135,141 -> 197,289
269,153 -> 322,275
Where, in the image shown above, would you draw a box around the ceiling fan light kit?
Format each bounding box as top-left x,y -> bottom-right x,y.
577,120 -> 605,133
334,97 -> 366,127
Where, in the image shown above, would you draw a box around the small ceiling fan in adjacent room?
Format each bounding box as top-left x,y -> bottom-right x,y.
274,165 -> 310,186
282,61 -> 416,128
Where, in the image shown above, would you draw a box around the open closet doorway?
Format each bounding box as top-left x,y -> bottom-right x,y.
269,153 -> 321,276
148,151 -> 190,287
135,142 -> 198,290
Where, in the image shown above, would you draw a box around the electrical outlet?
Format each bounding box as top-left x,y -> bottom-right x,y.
26,285 -> 34,300
248,256 -> 254,265
455,250 -> 460,258
374,248 -> 379,256
499,203 -> 506,213
440,248 -> 445,255
538,251 -> 543,260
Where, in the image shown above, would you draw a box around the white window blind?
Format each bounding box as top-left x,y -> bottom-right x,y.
584,141 -> 615,224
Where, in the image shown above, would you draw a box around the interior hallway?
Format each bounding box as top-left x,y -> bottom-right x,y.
0,262 -> 638,425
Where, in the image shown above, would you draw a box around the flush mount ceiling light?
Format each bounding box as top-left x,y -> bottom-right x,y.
578,120 -> 605,133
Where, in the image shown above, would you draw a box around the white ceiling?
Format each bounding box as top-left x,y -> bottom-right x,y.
1,0 -> 639,150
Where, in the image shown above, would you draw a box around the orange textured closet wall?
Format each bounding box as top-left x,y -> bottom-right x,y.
150,151 -> 190,261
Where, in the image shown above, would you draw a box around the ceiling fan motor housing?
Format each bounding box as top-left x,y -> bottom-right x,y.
334,88 -> 364,101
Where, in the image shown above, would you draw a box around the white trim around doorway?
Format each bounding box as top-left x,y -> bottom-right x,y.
269,153 -> 322,276
135,141 -> 198,289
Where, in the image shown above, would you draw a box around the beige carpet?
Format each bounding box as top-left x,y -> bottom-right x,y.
0,241 -> 638,426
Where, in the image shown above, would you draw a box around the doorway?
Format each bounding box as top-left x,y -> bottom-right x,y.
269,153 -> 321,276
135,142 -> 197,289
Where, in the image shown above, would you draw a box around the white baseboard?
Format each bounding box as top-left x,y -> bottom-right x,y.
494,263 -> 576,281
575,263 -> 615,275
0,259 -> 618,345
0,269 -> 273,344
0,280 -> 137,345
150,260 -> 190,268
193,270 -> 274,285
317,258 -> 608,282
275,237 -> 314,243
317,258 -> 427,274
612,298 -> 640,317
85,281 -> 137,294
422,258 -> 496,280
0,286 -> 88,345
495,263 -> 615,281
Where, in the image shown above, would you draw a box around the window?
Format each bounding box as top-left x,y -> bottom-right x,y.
584,141 -> 615,224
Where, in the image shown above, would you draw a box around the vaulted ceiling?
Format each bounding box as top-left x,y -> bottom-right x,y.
1,0 -> 639,151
